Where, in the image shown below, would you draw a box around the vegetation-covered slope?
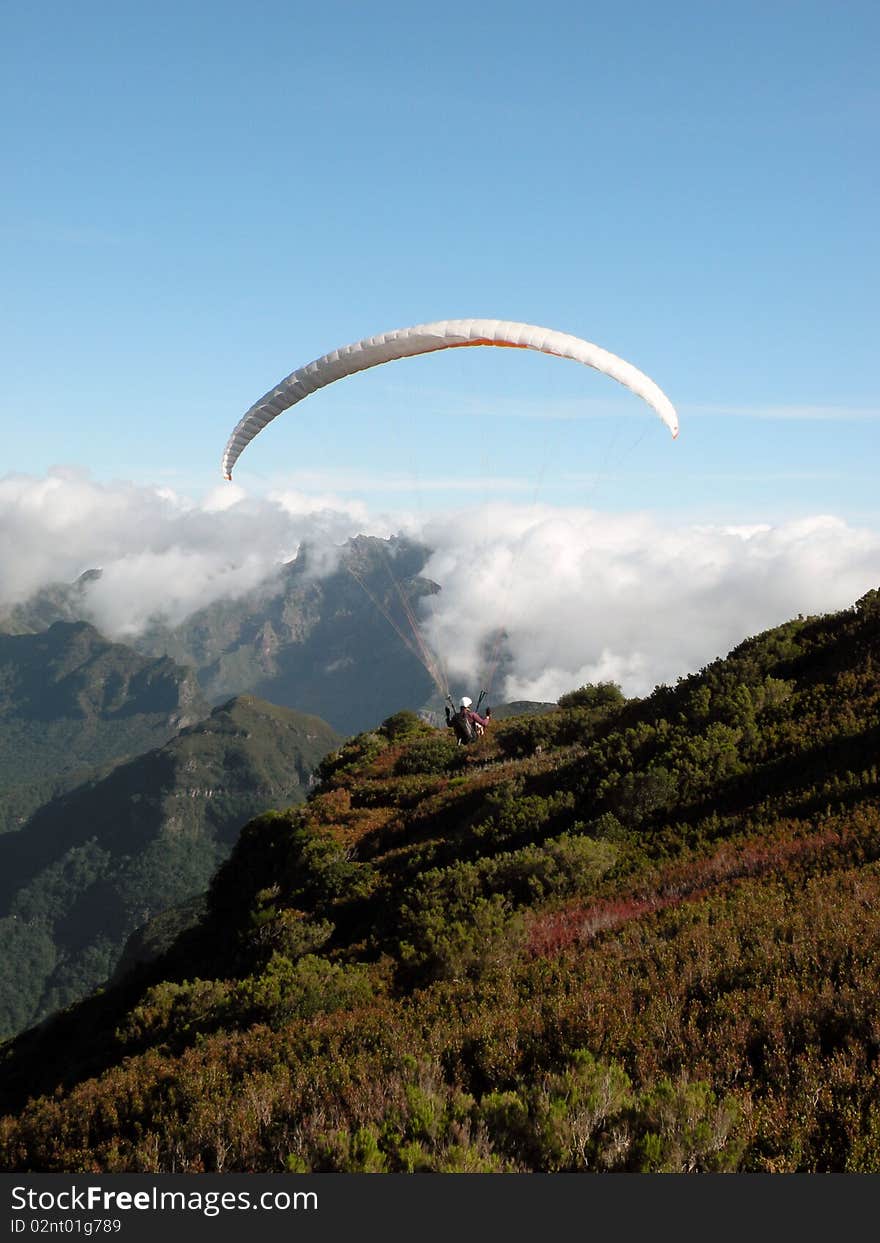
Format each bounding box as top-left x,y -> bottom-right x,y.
2,590 -> 880,1172
0,621 -> 206,833
0,696 -> 340,1040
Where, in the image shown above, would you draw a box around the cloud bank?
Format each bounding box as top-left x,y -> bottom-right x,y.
418,506 -> 880,699
2,471 -> 879,700
0,470 -> 379,635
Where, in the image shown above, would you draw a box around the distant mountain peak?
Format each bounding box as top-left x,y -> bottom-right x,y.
1,534 -> 444,734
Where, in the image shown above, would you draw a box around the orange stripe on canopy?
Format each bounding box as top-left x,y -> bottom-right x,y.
448,338 -> 531,350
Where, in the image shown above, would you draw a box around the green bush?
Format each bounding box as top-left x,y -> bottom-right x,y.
478,1050 -> 635,1171
235,953 -> 374,1025
381,711 -> 431,742
558,682 -> 626,712
399,894 -> 524,983
393,732 -> 460,776
630,1078 -> 743,1173
315,732 -> 388,784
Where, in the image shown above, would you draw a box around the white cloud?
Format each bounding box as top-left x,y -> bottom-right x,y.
2,471 -> 879,703
0,470 -> 377,632
417,506 -> 880,701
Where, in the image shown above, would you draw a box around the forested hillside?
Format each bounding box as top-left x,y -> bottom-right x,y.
0,621 -> 206,833
0,696 -> 340,1040
2,590 -> 880,1172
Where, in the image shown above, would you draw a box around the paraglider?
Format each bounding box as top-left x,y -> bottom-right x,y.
220,317 -> 679,711
445,693 -> 491,744
221,318 -> 679,480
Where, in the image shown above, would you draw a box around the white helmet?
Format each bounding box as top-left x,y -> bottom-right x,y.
460,696 -> 472,709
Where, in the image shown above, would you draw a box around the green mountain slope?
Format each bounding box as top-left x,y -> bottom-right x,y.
0,695 -> 340,1039
2,589 -> 880,1172
0,621 -> 207,833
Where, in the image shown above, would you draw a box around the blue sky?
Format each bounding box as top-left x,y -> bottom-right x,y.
2,0 -> 878,522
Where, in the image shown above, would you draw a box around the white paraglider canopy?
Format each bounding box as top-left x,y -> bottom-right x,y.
221,318 -> 679,479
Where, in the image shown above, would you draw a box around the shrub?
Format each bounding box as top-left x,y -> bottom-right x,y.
558,682 -> 626,712
398,894 -> 525,983
630,1078 -> 743,1173
315,732 -> 389,784
393,732 -> 460,776
381,711 -> 431,742
478,1050 -> 634,1171
235,953 -> 374,1025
